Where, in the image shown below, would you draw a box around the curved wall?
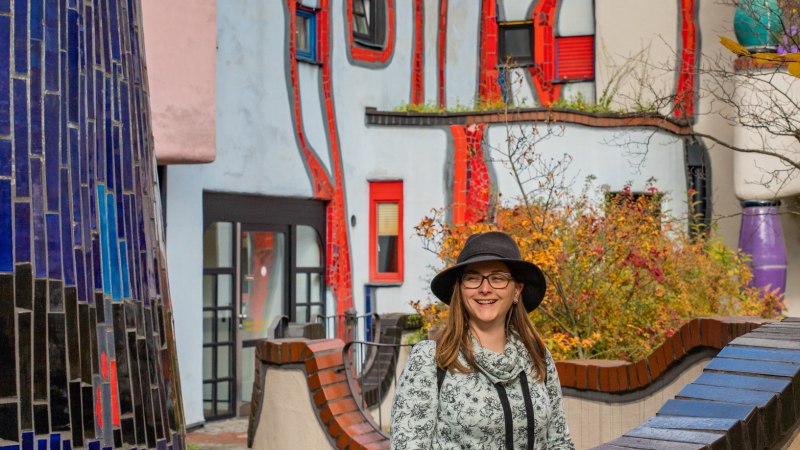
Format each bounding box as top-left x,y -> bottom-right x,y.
0,0 -> 184,447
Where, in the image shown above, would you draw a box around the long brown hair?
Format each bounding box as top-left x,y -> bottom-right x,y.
434,280 -> 548,382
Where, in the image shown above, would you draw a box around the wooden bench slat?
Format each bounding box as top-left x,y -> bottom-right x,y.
694,372 -> 791,393
730,336 -> 800,350
658,399 -> 755,420
719,346 -> 800,364
625,426 -> 725,444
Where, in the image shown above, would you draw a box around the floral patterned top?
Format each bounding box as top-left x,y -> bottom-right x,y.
390,336 -> 574,450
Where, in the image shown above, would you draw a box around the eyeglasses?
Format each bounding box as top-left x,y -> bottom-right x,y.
461,273 -> 513,289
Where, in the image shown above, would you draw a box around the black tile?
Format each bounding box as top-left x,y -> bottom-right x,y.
0,275 -> 16,398
0,402 -> 19,441
33,279 -> 47,401
75,248 -> 87,302
30,158 -> 45,278
112,303 -> 132,415
127,331 -> 145,445
33,403 -> 49,435
15,263 -> 32,309
81,385 -> 95,441
18,311 -> 32,430
88,307 -> 99,375
120,417 -> 135,445
60,168 -> 75,286
95,292 -> 104,323
69,381 -> 83,447
48,313 -> 69,430
79,303 -> 92,384
113,428 -> 122,449
49,280 -> 63,313
65,287 -> 79,380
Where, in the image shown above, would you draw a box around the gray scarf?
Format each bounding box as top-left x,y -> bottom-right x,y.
470,334 -> 527,384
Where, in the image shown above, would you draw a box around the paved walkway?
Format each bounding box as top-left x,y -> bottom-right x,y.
186,417 -> 249,450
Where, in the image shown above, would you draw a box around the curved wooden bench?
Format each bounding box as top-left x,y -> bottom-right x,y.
248,338 -> 389,450
593,317 -> 800,449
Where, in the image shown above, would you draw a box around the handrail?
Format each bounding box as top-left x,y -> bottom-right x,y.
341,340 -> 416,434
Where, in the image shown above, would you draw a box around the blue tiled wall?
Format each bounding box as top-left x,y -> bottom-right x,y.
0,0 -> 184,448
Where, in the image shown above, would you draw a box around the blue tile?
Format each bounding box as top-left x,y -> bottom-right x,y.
97,185 -> 110,296
156,440 -> 167,450
0,16 -> 10,135
67,9 -> 79,124
59,51 -> 67,167
30,0 -> 43,40
44,92 -> 61,169
0,139 -> 10,177
30,158 -> 46,277
0,0 -> 8,13
0,445 -> 20,450
43,0 -> 59,91
108,0 -> 120,60
30,41 -> 42,158
111,125 -> 120,194
61,169 -> 75,286
22,431 -> 34,450
70,133 -> 81,247
104,78 -> 113,189
14,0 -> 29,73
46,213 -> 62,279
120,82 -> 132,192
50,434 -> 61,450
120,241 -> 130,300
14,202 -> 31,263
88,442 -> 99,450
63,440 -> 71,450
13,79 -> 30,197
107,193 -> 121,302
84,121 -> 95,185
36,439 -> 46,450
0,180 -> 11,272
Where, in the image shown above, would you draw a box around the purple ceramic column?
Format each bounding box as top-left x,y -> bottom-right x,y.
738,201 -> 787,295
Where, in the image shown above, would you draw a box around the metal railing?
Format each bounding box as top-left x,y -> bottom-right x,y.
342,340 -> 414,434
317,311 -> 379,343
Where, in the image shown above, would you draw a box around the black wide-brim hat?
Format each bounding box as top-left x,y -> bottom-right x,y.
430,231 -> 547,312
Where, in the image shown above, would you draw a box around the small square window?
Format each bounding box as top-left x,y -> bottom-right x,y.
499,22 -> 534,66
296,7 -> 317,62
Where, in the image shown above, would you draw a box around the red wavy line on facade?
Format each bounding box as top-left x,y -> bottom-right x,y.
319,1 -> 353,318
675,0 -> 697,119
287,0 -> 334,199
437,0 -> 448,107
531,0 -> 561,105
478,0 -> 501,102
411,0 -> 425,104
346,0 -> 396,63
451,124 -> 490,225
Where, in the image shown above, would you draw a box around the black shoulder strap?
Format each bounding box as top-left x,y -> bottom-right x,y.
436,366 -> 446,392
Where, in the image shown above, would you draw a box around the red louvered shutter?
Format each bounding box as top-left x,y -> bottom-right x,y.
555,35 -> 595,82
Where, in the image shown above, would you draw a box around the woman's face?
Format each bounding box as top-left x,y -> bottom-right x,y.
459,260 -> 523,331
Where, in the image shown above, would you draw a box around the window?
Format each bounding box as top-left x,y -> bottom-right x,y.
555,35 -> 595,82
352,0 -> 385,48
498,21 -> 534,66
296,7 -> 317,62
369,181 -> 403,283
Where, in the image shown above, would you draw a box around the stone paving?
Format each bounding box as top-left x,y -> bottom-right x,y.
187,417 -> 249,450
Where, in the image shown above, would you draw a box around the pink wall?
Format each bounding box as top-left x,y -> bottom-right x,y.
141,0 -> 216,164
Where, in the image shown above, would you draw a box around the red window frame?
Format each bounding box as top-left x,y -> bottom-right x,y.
369,181 -> 404,283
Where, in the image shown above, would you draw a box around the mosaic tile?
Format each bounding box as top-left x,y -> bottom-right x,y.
33,280 -> 48,401
36,438 -> 45,450
113,429 -> 121,449
13,79 -> 29,198
121,418 -> 135,446
33,403 -> 50,434
30,40 -> 43,158
60,170 -> 75,286
0,19 -> 9,136
106,193 -> 122,302
81,385 -> 95,441
43,0 -> 59,91
79,303 -> 91,383
17,311 -> 32,430
43,93 -> 60,175
49,312 -> 70,430
67,9 -> 80,124
88,308 -> 99,374
0,180 -> 11,272
75,248 -> 86,302
50,434 -> 61,450
22,431 -> 33,450
30,158 -> 46,277
0,445 -> 20,450
14,202 -> 31,264
87,441 -> 99,450
68,381 -> 83,448
15,263 -> 32,310
0,139 -> 10,176
58,51 -> 67,167
46,214 -> 63,280
62,287 -> 79,379
14,0 -> 29,73
0,275 -> 16,398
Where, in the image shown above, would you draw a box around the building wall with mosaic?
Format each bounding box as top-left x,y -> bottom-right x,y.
0,0 -> 185,448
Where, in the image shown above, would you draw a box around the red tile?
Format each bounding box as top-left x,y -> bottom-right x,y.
636,360 -> 650,386
617,365 -> 630,391
313,382 -> 352,408
307,368 -> 347,391
305,351 -> 344,374
327,411 -> 367,438
671,333 -> 685,360
598,366 -> 611,391
626,364 -> 640,390
555,362 -> 576,388
575,364 -> 588,390
586,364 -> 599,390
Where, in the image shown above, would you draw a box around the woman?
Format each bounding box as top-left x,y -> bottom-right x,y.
390,231 -> 574,449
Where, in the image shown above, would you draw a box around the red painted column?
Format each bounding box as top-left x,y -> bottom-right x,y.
451,124 -> 490,225
478,0 -> 502,103
437,0 -> 448,107
675,0 -> 697,120
411,0 -> 425,104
